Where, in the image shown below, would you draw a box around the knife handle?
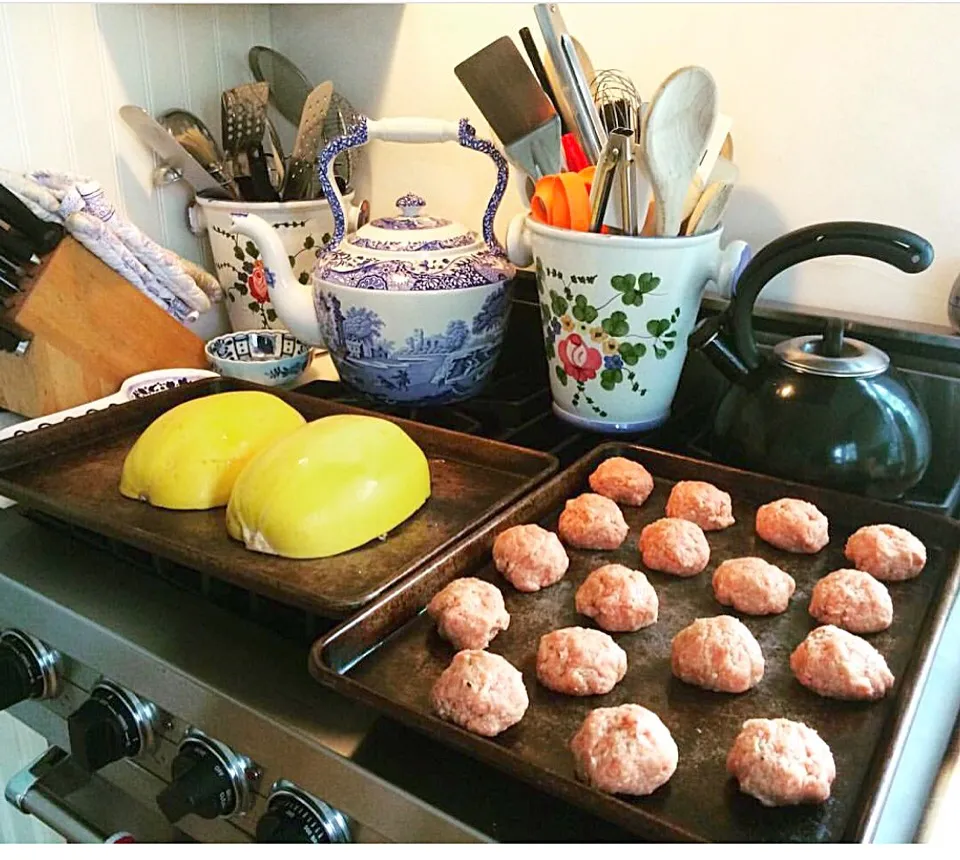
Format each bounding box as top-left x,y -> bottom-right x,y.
0,225 -> 39,266
247,145 -> 280,202
0,184 -> 63,253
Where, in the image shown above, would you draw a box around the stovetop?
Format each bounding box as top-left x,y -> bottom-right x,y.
13,290 -> 958,659
296,343 -> 960,521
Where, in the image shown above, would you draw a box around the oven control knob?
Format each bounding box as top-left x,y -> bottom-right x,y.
256,781 -> 350,844
0,630 -> 60,712
67,681 -> 157,772
157,731 -> 256,823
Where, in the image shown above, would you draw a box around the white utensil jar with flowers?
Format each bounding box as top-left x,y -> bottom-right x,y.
189,193 -> 359,332
507,217 -> 749,432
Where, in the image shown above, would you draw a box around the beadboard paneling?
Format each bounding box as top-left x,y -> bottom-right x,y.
0,3 -> 271,284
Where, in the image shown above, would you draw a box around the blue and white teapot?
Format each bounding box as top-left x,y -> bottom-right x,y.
231,116 -> 516,405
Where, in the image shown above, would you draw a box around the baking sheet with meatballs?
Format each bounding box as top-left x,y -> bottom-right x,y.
312,443 -> 960,843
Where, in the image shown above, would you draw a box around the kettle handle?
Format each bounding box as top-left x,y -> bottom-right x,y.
729,221 -> 934,369
316,116 -> 509,254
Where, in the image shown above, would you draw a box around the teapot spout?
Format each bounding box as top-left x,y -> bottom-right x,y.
230,212 -> 324,346
688,316 -> 751,383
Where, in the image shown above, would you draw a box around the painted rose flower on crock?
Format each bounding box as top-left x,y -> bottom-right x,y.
558,333 -> 602,382
247,259 -> 273,304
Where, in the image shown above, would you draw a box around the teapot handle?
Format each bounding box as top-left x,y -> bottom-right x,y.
728,221 -> 933,369
316,116 -> 509,254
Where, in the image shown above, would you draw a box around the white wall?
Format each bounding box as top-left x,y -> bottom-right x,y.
272,2 -> 960,329
0,713 -> 59,843
0,3 -> 273,339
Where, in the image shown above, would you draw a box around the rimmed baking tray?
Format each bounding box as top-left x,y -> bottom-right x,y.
0,378 -> 557,618
310,442 -> 960,841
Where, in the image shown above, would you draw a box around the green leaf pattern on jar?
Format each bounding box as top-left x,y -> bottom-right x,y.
534,257 -> 679,415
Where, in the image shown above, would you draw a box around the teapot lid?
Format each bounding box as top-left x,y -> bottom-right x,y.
774,335 -> 889,378
315,192 -> 515,291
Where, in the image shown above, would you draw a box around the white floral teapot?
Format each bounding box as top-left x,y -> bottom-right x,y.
230,116 -> 517,404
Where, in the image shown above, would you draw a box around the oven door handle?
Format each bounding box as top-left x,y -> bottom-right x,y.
4,747 -> 135,844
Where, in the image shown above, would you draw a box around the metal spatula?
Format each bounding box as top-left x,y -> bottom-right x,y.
221,82 -> 276,202
281,81 -> 334,201
455,36 -> 561,180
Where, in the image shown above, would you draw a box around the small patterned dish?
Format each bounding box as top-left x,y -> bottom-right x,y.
205,330 -> 311,386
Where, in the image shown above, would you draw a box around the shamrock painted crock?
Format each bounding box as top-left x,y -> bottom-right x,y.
507,215 -> 750,432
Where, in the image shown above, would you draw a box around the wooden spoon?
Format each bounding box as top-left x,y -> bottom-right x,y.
685,180 -> 734,236
720,132 -> 734,161
640,66 -> 718,237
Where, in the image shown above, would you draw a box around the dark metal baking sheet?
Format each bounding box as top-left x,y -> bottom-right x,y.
310,442 -> 960,842
0,378 -> 557,618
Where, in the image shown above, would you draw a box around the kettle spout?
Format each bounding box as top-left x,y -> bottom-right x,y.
230,212 -> 325,346
688,316 -> 751,383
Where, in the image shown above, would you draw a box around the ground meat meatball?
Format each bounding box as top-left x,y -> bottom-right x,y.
639,517 -> 710,576
790,625 -> 894,701
844,524 -> 927,582
665,480 -> 735,531
809,569 -> 893,634
712,557 -> 796,616
492,524 -> 569,593
726,718 -> 836,807
671,615 -> 764,693
557,493 -> 629,550
427,577 -> 511,651
575,564 -> 658,632
430,650 -> 528,737
570,704 -> 678,796
537,627 -> 627,696
756,498 -> 829,554
588,457 -> 654,507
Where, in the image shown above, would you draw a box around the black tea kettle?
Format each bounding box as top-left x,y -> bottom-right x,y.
690,221 -> 933,500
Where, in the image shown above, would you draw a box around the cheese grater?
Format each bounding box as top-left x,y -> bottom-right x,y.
221,82 -> 276,201
281,81 -> 334,201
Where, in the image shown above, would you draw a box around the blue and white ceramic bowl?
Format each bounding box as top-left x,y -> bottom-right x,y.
204,330 -> 311,387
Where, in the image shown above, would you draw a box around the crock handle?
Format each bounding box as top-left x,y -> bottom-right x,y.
728,221 -> 933,369
316,116 -> 509,254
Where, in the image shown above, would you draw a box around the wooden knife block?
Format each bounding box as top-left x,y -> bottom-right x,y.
0,237 -> 208,417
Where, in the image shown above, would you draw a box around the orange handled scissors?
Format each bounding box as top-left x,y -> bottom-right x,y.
530,168 -> 595,232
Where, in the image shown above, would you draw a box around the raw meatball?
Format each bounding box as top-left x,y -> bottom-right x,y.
570,704 -> 678,796
665,480 -> 735,531
430,650 -> 528,737
537,627 -> 627,696
492,524 -> 569,593
427,577 -> 510,651
576,564 -> 658,632
809,569 -> 893,634
588,457 -> 654,507
727,718 -> 836,807
639,517 -> 710,576
557,493 -> 629,550
845,524 -> 927,582
790,625 -> 894,701
671,615 -> 764,693
756,498 -> 829,554
712,557 -> 796,616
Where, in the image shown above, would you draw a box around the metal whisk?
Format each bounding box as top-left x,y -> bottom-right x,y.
591,69 -> 643,136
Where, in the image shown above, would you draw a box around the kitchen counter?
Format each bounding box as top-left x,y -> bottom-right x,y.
0,505 -> 957,842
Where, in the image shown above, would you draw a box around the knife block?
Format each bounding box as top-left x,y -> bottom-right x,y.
0,236 -> 208,417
